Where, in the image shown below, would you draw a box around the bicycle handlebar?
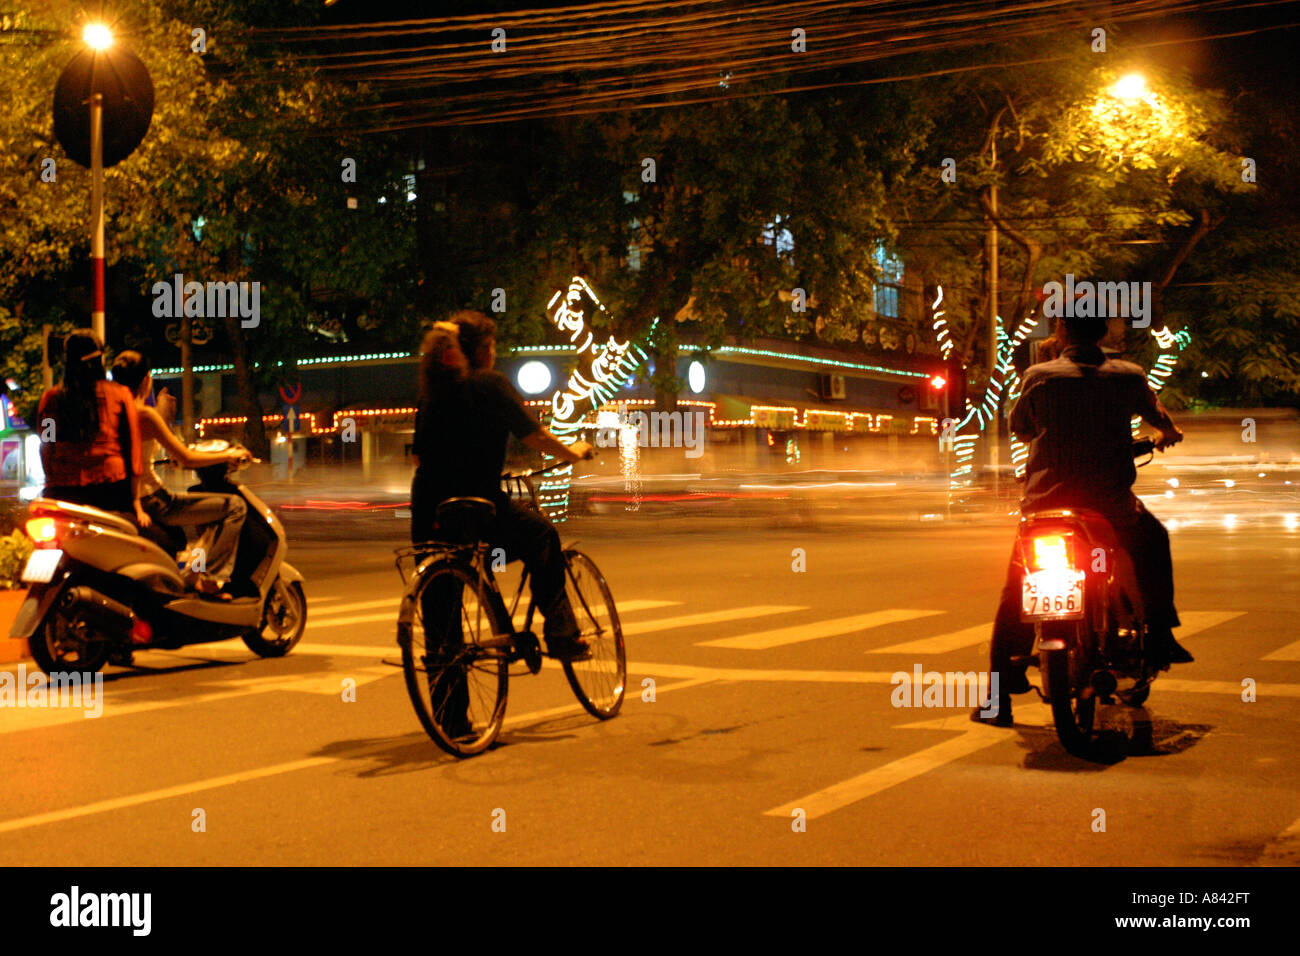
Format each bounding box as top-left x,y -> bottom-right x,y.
502,449 -> 596,482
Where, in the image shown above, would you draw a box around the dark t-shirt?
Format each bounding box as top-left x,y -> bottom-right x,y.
413,369 -> 540,507
1010,344 -> 1174,516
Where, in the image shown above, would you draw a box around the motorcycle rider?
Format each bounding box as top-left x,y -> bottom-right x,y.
975,313 -> 1192,726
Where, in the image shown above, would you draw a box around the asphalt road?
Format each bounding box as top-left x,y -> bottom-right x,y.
2,498 -> 1297,867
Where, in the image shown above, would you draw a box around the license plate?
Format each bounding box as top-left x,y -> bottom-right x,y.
20,549 -> 62,584
1021,569 -> 1085,620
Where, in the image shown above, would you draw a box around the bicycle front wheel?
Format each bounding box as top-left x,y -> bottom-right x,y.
399,560 -> 508,757
560,549 -> 626,719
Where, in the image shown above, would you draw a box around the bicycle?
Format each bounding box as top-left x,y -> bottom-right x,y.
394,461 -> 627,757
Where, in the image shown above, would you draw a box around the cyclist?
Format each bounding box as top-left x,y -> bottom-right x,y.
411,316 -> 595,661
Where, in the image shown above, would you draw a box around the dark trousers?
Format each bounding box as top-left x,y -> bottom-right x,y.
410,485 -> 576,733
411,482 -> 575,636
990,501 -> 1179,685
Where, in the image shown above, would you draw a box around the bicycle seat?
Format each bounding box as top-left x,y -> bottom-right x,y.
435,497 -> 496,544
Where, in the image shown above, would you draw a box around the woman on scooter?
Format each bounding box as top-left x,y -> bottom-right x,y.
37,329 -> 150,530
110,351 -> 251,596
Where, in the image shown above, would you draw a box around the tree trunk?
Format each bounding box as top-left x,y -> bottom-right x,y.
1151,208 -> 1214,328
223,312 -> 269,459
180,312 -> 195,441
979,188 -> 1042,329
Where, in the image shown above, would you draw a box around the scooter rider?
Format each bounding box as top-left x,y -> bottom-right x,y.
110,351 -> 251,596
975,314 -> 1192,726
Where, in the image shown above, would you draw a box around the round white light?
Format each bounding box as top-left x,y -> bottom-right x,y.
688,360 -> 706,394
1113,73 -> 1146,101
83,23 -> 113,51
516,360 -> 552,395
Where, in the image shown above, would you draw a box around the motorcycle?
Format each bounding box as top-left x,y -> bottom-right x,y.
1016,436 -> 1163,756
10,440 -> 306,675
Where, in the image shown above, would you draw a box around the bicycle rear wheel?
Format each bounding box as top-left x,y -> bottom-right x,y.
560,549 -> 626,719
398,560 -> 508,757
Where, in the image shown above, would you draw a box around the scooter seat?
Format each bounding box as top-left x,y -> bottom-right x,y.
31,497 -> 139,536
1021,507 -> 1121,549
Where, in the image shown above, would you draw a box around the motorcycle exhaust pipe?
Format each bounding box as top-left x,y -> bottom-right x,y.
1090,670 -> 1118,698
61,587 -> 135,629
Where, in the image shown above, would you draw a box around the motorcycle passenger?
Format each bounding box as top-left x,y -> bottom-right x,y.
37,329 -> 150,531
975,314 -> 1192,726
110,351 -> 251,596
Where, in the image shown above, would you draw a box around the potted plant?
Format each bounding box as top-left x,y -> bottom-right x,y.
0,528 -> 33,663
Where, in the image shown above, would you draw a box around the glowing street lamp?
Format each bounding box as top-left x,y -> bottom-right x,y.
82,23 -> 113,51
54,22 -> 153,345
1112,73 -> 1147,101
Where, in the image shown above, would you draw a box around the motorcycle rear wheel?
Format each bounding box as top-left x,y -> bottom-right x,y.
28,604 -> 112,676
1040,623 -> 1096,758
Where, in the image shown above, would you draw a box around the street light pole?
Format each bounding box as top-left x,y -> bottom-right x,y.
89,91 -> 106,343
986,141 -> 1000,498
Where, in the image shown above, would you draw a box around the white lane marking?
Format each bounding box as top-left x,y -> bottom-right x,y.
1264,640 -> 1300,662
0,757 -> 341,835
698,609 -> 943,650
869,623 -> 988,655
1259,814 -> 1300,865
764,716 -> 1026,821
309,612 -> 393,629
0,665 -> 398,734
311,599 -> 400,616
1176,610 -> 1246,637
623,606 -> 807,637
0,677 -> 714,834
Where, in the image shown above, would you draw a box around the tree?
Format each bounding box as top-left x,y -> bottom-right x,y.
889,34 -> 1249,398
0,1 -> 418,454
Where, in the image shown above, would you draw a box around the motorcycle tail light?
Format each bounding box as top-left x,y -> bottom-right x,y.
25,517 -> 58,546
1031,534 -> 1072,572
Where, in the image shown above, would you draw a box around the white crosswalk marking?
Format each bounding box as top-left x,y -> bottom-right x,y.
869,623 -> 989,655
306,598 -> 682,630
867,610 -> 1246,656
1263,640 -> 1300,662
624,605 -> 806,637
1176,610 -> 1246,637
697,609 -> 943,650
311,599 -> 400,615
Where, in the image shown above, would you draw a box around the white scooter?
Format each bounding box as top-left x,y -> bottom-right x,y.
11,441 -> 306,675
